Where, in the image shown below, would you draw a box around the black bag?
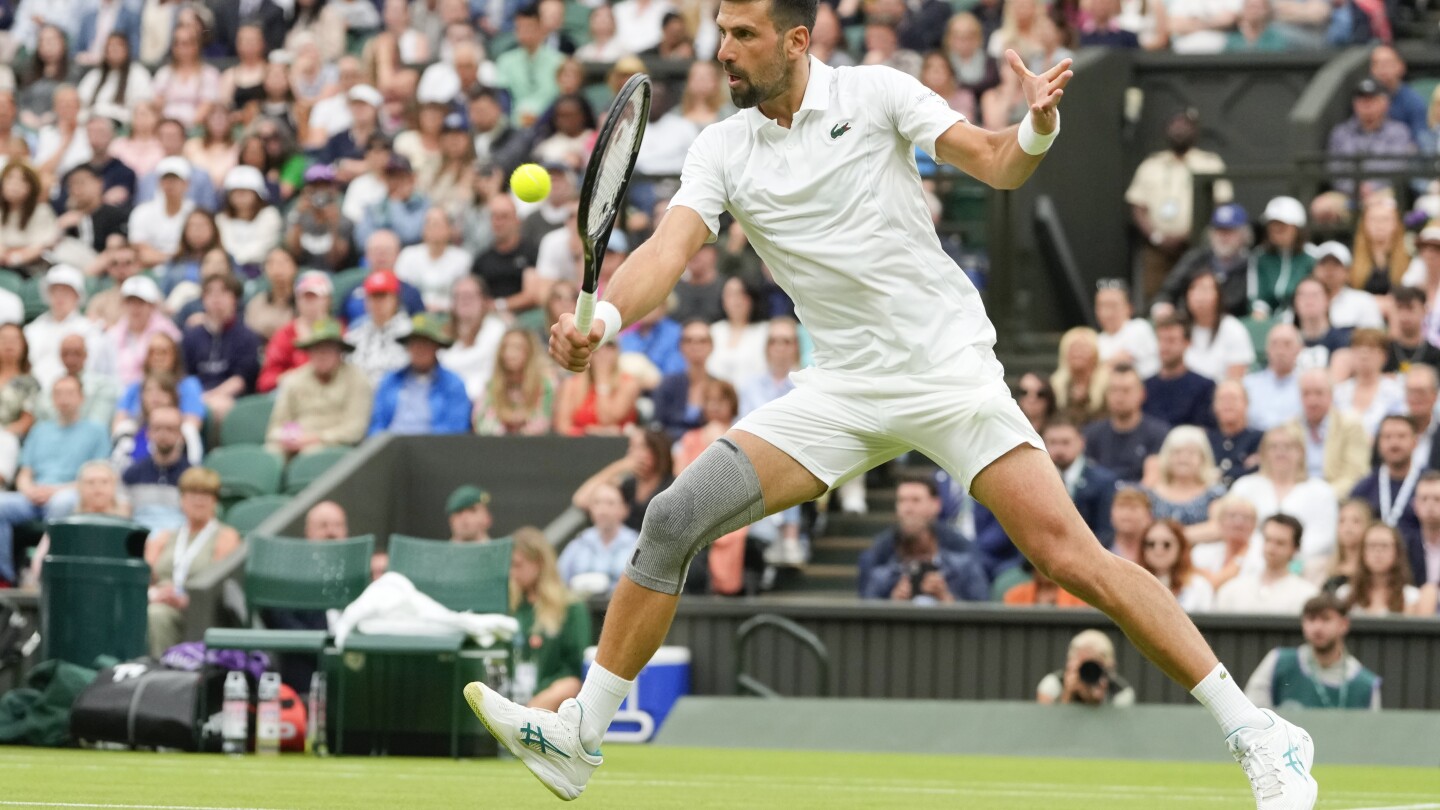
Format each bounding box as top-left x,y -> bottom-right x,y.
69,659 -> 210,750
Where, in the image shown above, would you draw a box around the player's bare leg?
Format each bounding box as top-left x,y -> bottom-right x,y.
972,445 -> 1317,809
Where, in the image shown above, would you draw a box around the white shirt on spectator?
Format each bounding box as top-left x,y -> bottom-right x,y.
1334,582 -> 1421,616
612,0 -> 676,55
706,321 -> 768,386
308,94 -> 355,141
1332,375 -> 1405,438
127,198 -> 195,258
1098,318 -> 1160,378
1163,573 -> 1215,612
24,310 -> 115,389
575,38 -> 632,63
342,173 -> 387,225
1329,288 -> 1385,330
1214,572 -> 1318,614
636,111 -> 704,178
535,226 -> 580,285
76,64 -> 156,126
1228,472 -> 1338,565
0,290 -> 24,327
1166,0 -> 1243,53
1243,368 -> 1303,431
1184,315 -> 1255,380
34,127 -> 93,179
438,315 -> 508,402
1191,542 -> 1263,580
395,244 -> 473,311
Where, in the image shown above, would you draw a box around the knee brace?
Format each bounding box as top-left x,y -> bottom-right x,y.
625,438 -> 766,595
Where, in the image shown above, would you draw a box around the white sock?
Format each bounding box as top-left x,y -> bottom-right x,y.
1191,663 -> 1266,736
575,662 -> 632,753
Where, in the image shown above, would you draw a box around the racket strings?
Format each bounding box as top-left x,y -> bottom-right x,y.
586,96 -> 645,239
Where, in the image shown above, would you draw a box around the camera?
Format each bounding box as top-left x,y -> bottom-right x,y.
1077,659 -> 1106,686
906,561 -> 938,596
310,191 -> 335,208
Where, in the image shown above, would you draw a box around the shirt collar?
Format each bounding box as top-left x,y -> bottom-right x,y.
745,55 -> 832,133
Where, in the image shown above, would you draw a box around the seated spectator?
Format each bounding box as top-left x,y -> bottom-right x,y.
346,270 -> 413,387
475,328 -> 554,436
1083,364 -> 1169,484
1369,45 -> 1428,146
671,245 -> 725,326
1335,523 -> 1429,616
33,334 -> 119,428
1326,78 -> 1417,197
368,313 -> 471,436
283,165 -> 355,274
858,475 -> 983,601
509,527 -> 589,712
180,274 -> 261,423
243,248 -> 299,341
1291,278 -> 1353,372
1128,112 -> 1231,295
440,276 -> 507,402
1294,368 -> 1370,498
1209,381 -> 1263,487
707,277 -> 768,387
1051,326 -> 1107,424
114,334 -> 205,445
144,467 -> 241,657
107,276 -> 180,390
122,405 -> 192,532
1224,0 -> 1288,52
338,232 -> 427,324
1154,206 -> 1252,322
1333,330 -> 1403,439
1141,518 -> 1215,612
1245,197 -> 1311,319
396,208 -> 471,312
1003,558 -> 1090,607
216,166 -> 282,271
356,154 -> 429,248
1081,0 -> 1141,47
1310,242 -> 1384,330
1399,365 -> 1440,469
258,271 -> 333,394
860,517 -> 988,605
158,212 -> 223,308
1192,495 -> 1260,591
52,163 -> 129,264
24,265 -> 109,389
0,162 -> 58,275
266,319 -> 372,457
555,342 -> 639,437
1094,280 -> 1158,377
84,244 -> 144,329
1179,272 -> 1256,382
1043,417 -> 1117,539
470,194 -> 539,316
574,427 -> 676,534
1103,487 -> 1153,563
1242,325 -> 1303,432
1351,415 -> 1420,538
446,485 -> 493,543
128,157 -> 196,268
1215,515 -> 1319,614
0,324 -> 40,488
1384,288 -> 1440,373
1144,315 -> 1216,428
942,13 -> 999,100
1350,193 -> 1411,298
651,319 -> 716,439
1231,425 -> 1338,566
1408,472 -> 1440,592
1320,499 -> 1373,593
1142,426 -> 1226,532
1035,630 -> 1135,706
619,304 -> 684,380
1014,371 -> 1057,435
133,120 -> 219,212
23,460 -> 129,586
1244,593 -> 1380,710
0,375 -> 111,584
558,482 -> 639,596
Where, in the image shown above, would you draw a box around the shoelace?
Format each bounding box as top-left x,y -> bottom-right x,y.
1235,741 -> 1285,801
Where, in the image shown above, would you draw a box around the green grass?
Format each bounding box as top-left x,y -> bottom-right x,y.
2,745 -> 1437,809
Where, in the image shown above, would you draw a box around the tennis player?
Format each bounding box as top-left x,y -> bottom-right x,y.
466,0 -> 1317,806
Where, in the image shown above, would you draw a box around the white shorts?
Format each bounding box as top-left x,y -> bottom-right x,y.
733,371 -> 1045,493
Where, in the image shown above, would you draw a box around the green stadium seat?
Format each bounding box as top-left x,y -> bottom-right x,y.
329,267 -> 369,317
990,566 -> 1032,602
206,445 -> 283,503
224,494 -> 292,535
0,269 -> 24,295
19,276 -> 46,323
283,447 -> 350,494
220,394 -> 276,447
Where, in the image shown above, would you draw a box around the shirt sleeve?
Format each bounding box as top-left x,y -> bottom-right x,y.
667,127 -> 728,242
878,66 -> 967,160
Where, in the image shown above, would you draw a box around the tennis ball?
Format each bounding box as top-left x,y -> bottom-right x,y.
510,163 -> 551,203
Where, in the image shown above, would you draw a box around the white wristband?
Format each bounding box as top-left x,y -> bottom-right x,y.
595,301 -> 623,346
1018,110 -> 1059,156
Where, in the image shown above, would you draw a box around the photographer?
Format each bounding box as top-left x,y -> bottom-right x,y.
860,499 -> 988,604
1037,630 -> 1137,706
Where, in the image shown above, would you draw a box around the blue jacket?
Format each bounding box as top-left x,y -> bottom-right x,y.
857,522 -> 972,596
368,365 -> 472,436
618,318 -> 685,378
649,372 -> 704,441
1069,460 -> 1119,541
860,550 -> 990,602
75,4 -> 141,56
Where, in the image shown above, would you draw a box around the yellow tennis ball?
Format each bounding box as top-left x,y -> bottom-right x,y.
510,163 -> 551,203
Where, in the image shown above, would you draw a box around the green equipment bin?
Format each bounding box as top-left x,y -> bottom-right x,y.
40,556 -> 151,664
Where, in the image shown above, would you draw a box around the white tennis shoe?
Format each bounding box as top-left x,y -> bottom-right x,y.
1227,709 -> 1318,810
464,682 -> 602,801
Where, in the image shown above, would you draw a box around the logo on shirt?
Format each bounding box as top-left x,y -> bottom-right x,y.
829,122 -> 852,140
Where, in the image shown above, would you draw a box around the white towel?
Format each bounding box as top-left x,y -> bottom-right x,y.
333,572 -> 518,651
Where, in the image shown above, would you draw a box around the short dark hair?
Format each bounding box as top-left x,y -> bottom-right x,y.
1042,415 -> 1081,435
896,474 -> 939,499
1263,514 -> 1304,549
1302,593 -> 1348,619
64,164 -> 102,184
1153,313 -> 1190,340
1393,285 -> 1427,308
1419,470 -> 1440,487
514,4 -> 540,20
202,273 -> 243,300
727,0 -> 820,32
1379,413 -> 1417,434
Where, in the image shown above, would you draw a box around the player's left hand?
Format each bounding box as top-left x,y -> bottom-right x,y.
1005,50 -> 1072,135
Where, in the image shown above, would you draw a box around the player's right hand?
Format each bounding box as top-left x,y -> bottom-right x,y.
550,313 -> 606,373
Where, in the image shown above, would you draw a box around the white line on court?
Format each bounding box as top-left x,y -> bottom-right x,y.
0,803 -> 283,810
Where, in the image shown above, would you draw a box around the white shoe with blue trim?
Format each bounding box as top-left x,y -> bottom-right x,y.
464,682 -> 602,801
1227,709 -> 1318,810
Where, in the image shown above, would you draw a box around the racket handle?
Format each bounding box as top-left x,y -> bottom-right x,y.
575,289 -> 597,338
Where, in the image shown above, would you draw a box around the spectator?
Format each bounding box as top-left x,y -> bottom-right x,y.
1145,315 -> 1216,428
134,119 -> 219,212
346,269 -> 413,386
651,318 -> 716,439
158,211 -> 222,307
1003,558 -> 1090,607
368,313 -> 471,436
558,482 -> 639,596
182,107 -> 238,195
396,208 -> 472,312
0,375 -> 110,584
34,86 -> 90,188
122,404 -> 191,532
1231,424 -> 1338,567
509,527 -> 590,712
1105,487 -> 1154,562
1334,329 -> 1404,438
52,163 -> 128,260
1127,110 -> 1233,297
114,331 -> 205,437
573,426 -> 675,534
1369,45 -> 1427,147
440,276 -> 507,401
1159,205 -> 1258,320
128,156 -> 196,268
149,23 -> 221,129
665,247 -> 724,326
1243,324 -> 1303,431
1270,0 -> 1330,48
1295,368 -> 1371,499
1050,326 -> 1106,424
84,244 -> 143,329
338,231 -> 426,322
858,475 -> 976,589
1321,499 -> 1373,593
575,3 -> 626,62
0,324 -> 39,488
1192,495 -> 1260,591
1244,593 -> 1380,710
1014,371 -> 1057,435
1215,514 -> 1319,613
1406,472 -> 1440,590
475,328 -> 554,436
1385,288 -> 1440,373
266,318 -> 372,456
1349,193 -> 1412,298
106,277 -> 181,392
33,334 -> 119,428
1035,630 -> 1136,706
1143,426 -> 1226,533
1141,518 -> 1215,611
496,6 -> 565,128
1326,78 -> 1417,197
24,265 -> 109,388
612,0 -> 675,55
470,194 -> 539,316
1044,417 -> 1117,539
242,248 -> 300,342
215,166 -> 282,271
918,51 -> 975,120
356,154 -> 429,247
1336,523 -> 1429,615
707,277 -> 768,387
144,466 -> 241,657
23,459 -> 129,585
1095,279 -> 1159,378
738,317 -> 801,419
619,303 -> 684,380
1181,272 -> 1256,382
181,274 -> 261,423
15,25 -> 69,132
0,161 -> 57,274
466,88 -> 529,175
1083,364 -> 1169,484
109,101 -> 164,178
554,342 -> 639,437
1247,196 -> 1312,320
1291,277 -> 1354,370
1224,0 -> 1287,51
1395,365 -> 1440,470
446,484 -> 493,543
860,502 -> 988,605
1209,381 -> 1263,487
283,164 -> 355,273
1081,0 -> 1141,47
257,271 -> 332,394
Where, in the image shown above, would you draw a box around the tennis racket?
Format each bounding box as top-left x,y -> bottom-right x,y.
574,73 -> 652,337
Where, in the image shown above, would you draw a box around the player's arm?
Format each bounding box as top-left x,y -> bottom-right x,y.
934,51 -> 1071,191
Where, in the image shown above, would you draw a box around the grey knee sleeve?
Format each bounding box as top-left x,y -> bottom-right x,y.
625,437 -> 766,595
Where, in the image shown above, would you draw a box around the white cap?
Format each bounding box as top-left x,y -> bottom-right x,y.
120,275 -> 162,304
416,67 -> 460,105
156,156 -> 191,182
348,84 -> 383,108
1313,241 -> 1353,266
1262,196 -> 1306,229
44,265 -> 86,297
223,165 -> 268,196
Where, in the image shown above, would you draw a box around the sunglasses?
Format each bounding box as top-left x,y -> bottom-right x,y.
1143,540 -> 1176,550
1017,386 -> 1045,397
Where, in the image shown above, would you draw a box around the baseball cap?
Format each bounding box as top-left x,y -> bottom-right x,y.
44,265 -> 86,297
303,163 -> 338,185
362,270 -> 400,295
1354,77 -> 1384,97
383,154 -> 413,175
223,165 -> 267,196
296,270 -> 334,297
446,484 -> 490,514
347,84 -> 383,108
156,156 -> 191,182
1417,224 -> 1440,248
1313,240 -> 1353,266
120,275 -> 163,304
1261,196 -> 1306,229
1210,203 -> 1249,230
442,112 -> 466,133
607,229 -> 630,254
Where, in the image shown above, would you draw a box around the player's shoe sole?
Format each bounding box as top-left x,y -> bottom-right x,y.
464,681 -> 601,802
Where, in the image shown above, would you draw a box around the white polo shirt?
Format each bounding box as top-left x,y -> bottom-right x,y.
669,57 -> 996,388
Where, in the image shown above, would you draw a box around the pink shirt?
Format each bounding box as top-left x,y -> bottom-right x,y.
107,311 -> 181,389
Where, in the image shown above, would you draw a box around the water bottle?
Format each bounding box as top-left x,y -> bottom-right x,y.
306,671 -> 328,756
255,672 -> 282,756
222,671 -> 249,756
484,656 -> 512,760
511,632 -> 536,707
